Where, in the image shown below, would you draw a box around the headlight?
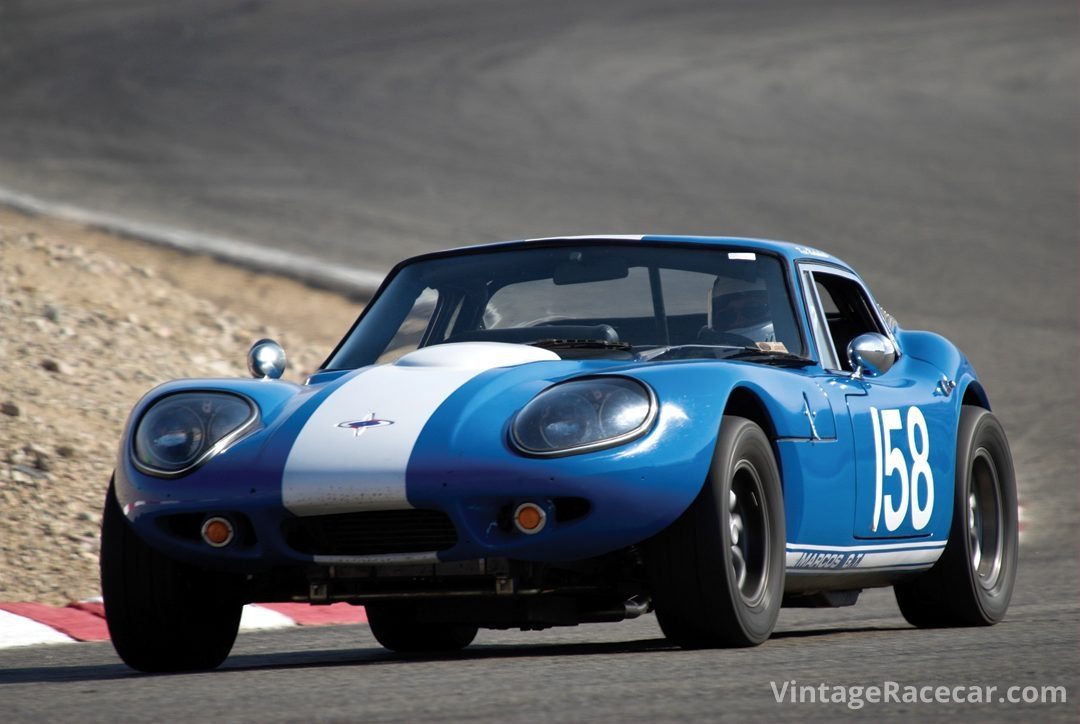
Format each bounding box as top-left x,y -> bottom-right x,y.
133,392 -> 257,477
511,377 -> 656,456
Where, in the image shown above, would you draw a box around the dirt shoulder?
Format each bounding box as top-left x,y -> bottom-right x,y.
0,208 -> 363,604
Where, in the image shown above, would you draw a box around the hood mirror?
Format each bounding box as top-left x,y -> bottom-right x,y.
248,338 -> 287,379
847,333 -> 897,379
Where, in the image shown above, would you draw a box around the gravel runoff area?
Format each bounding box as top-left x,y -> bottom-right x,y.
0,208 -> 362,605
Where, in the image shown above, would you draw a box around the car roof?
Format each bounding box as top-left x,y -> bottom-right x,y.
398,235 -> 857,274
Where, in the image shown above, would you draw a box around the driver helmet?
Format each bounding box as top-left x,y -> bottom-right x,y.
708,278 -> 775,344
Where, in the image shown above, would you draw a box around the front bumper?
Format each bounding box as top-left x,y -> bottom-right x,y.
113,457 -> 697,577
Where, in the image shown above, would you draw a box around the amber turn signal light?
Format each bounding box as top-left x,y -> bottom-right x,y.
513,502 -> 547,535
201,516 -> 235,547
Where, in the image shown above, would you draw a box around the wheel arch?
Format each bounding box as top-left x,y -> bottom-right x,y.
960,380 -> 991,410
625,365 -> 811,546
724,386 -> 778,439
722,386 -> 784,490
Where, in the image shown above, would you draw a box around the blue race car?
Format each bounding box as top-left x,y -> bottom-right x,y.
101,236 -> 1018,671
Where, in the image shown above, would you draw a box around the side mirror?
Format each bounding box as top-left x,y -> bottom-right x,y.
847,333 -> 897,379
248,338 -> 287,379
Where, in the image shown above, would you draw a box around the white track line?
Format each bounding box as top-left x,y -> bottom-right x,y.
0,609 -> 75,648
0,604 -> 308,650
238,605 -> 299,631
0,186 -> 384,298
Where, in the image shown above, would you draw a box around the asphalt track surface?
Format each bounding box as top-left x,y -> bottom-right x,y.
0,0 -> 1077,720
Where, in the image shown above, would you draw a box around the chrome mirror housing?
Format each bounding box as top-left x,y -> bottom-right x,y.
247,338 -> 287,379
847,333 -> 897,379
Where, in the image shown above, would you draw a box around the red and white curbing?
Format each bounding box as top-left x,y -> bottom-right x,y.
0,599 -> 367,650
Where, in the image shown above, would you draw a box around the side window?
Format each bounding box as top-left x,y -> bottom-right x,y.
801,269 -> 839,370
814,281 -> 839,315
813,273 -> 884,371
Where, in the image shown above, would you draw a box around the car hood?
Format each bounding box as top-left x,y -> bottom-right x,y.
255,340 -> 828,518
277,342 -> 573,515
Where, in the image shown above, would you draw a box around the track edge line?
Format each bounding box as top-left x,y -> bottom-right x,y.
0,186 -> 384,299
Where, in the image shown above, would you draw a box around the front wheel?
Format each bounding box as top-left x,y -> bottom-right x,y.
366,604 -> 478,653
647,416 -> 785,647
894,406 -> 1018,627
100,481 -> 244,672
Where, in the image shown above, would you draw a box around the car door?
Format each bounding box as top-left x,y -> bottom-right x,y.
799,264 -> 953,542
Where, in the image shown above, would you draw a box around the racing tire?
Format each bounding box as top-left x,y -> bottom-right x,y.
366,604 -> 478,653
100,481 -> 244,672
647,416 -> 785,647
894,406 -> 1018,627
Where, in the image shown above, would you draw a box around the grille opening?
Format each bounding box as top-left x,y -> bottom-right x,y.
158,512 -> 256,546
497,498 -> 592,532
283,509 -> 458,556
554,497 -> 591,523
159,513 -> 203,541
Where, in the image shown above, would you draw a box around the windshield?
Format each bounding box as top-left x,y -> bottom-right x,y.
325,244 -> 806,369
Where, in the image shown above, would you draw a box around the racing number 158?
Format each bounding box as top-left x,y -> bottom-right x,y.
870,406 -> 934,532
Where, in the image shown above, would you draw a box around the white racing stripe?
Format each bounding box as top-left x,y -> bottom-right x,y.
786,541 -> 947,571
787,540 -> 946,552
282,343 -> 558,517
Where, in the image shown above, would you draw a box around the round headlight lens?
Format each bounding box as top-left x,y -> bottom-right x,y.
208,398 -> 253,441
536,389 -> 599,449
512,377 -> 655,455
135,399 -> 205,469
133,393 -> 255,475
598,383 -> 652,438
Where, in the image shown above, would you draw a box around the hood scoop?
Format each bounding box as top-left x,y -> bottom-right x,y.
394,342 -> 559,370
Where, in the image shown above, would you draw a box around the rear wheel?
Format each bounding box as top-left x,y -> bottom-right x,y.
366,604 -> 478,653
647,416 -> 785,647
894,406 -> 1018,626
100,481 -> 243,672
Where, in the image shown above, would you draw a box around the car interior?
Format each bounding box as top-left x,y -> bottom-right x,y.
810,273 -> 886,371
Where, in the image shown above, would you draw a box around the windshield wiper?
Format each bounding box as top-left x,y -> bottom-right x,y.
641,344 -> 814,367
718,347 -> 816,367
530,338 -> 633,351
